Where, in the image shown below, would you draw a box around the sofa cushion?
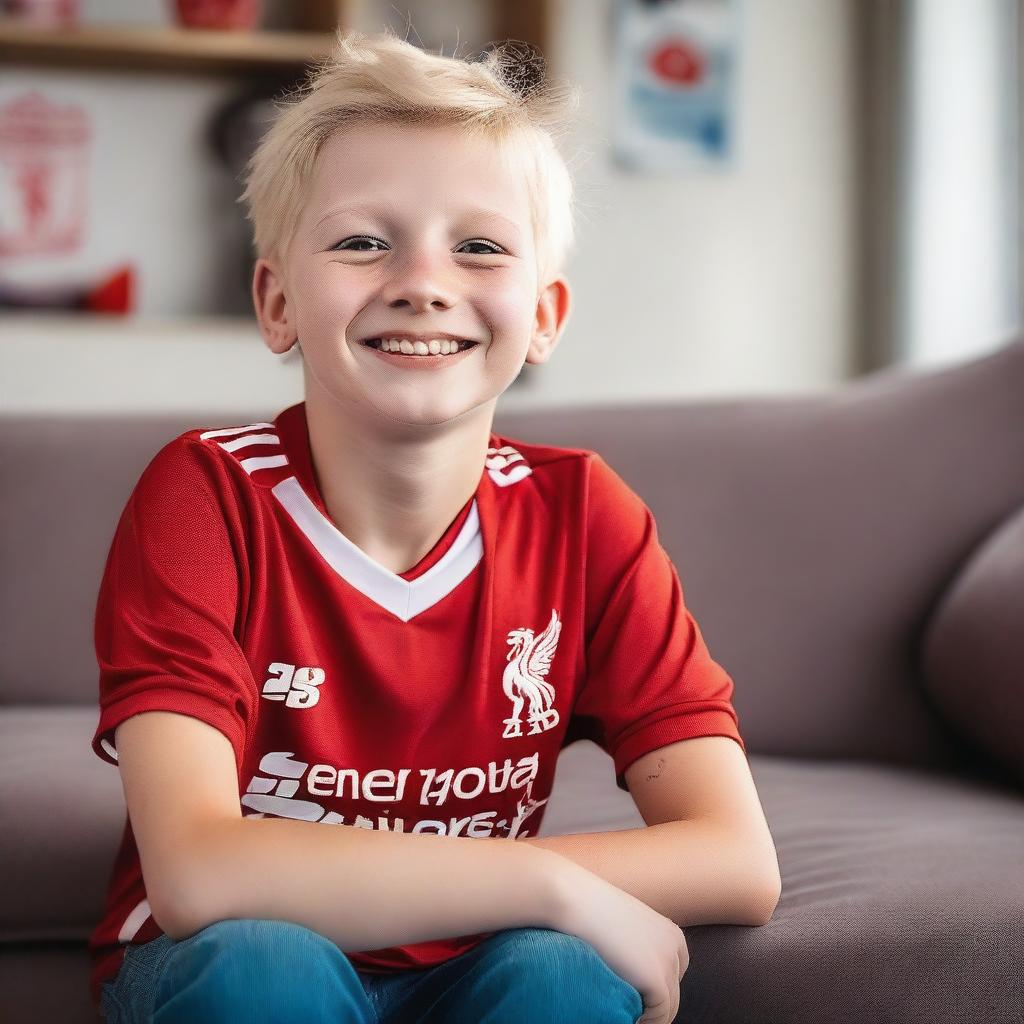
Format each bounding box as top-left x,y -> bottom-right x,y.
673,751 -> 1024,1024
921,504 -> 1024,788
0,706 -> 124,941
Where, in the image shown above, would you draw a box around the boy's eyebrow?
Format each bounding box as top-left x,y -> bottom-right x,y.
312,201 -> 522,239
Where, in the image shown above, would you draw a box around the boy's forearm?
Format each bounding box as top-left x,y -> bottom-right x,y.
522,821 -> 780,927
166,817 -> 568,950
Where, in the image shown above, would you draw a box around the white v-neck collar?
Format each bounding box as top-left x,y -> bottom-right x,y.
270,476 -> 484,623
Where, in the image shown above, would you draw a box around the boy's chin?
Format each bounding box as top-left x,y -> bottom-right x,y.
362,387 -> 503,425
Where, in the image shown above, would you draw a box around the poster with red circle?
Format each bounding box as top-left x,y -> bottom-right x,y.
611,0 -> 744,172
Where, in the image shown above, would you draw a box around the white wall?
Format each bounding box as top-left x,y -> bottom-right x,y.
543,0 -> 856,403
0,0 -> 856,415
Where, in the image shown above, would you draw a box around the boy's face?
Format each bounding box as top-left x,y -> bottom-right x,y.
253,122 -> 569,430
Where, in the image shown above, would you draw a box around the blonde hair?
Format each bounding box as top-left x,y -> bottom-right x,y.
239,27 -> 582,289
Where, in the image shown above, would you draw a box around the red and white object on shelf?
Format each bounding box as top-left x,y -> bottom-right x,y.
0,0 -> 79,25
0,265 -> 136,313
170,0 -> 262,30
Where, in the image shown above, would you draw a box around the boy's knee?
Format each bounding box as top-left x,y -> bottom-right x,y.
502,926 -> 606,973
155,918 -> 367,1022
497,928 -> 644,1018
191,918 -> 347,976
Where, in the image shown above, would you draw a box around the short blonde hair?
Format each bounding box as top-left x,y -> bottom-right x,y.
239,27 -> 581,289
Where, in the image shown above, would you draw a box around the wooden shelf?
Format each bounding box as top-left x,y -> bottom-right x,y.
0,0 -> 551,78
0,22 -> 339,75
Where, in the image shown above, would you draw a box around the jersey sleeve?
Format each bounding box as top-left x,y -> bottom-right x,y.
91,436 -> 256,772
572,453 -> 746,792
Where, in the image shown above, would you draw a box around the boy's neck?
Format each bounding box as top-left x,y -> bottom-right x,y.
302,389 -> 494,576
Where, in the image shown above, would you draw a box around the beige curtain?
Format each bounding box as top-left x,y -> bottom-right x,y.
854,0 -> 1020,373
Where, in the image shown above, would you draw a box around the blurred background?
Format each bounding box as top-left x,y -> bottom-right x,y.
0,0 -> 1020,416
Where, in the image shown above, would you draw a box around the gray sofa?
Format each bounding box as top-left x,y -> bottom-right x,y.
2,339 -> 1022,1024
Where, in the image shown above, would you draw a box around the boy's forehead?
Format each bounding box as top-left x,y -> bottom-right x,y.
302,123 -> 531,233
317,120 -> 510,166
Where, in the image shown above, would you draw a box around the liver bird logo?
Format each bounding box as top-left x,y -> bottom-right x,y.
501,608 -> 562,738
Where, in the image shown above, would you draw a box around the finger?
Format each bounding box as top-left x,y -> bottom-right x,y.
668,951 -> 679,1023
667,954 -> 680,1024
641,990 -> 668,1024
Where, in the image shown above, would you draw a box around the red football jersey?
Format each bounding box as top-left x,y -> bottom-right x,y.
88,400 -> 745,1011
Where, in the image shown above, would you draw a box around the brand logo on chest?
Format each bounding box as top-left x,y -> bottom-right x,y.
262,662 -> 325,708
486,444 -> 533,486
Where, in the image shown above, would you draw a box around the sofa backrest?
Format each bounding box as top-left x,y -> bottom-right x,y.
3,339 -> 1023,775
496,340 -> 1024,780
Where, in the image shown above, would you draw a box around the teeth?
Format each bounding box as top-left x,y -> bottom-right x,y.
372,337 -> 469,356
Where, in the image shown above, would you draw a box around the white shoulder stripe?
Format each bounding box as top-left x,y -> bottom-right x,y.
239,454 -> 290,475
117,898 -> 152,943
197,424 -> 290,477
217,432 -> 280,453
199,422 -> 275,440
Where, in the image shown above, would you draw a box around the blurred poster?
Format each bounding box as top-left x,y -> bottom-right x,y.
0,92 -> 90,258
611,0 -> 744,172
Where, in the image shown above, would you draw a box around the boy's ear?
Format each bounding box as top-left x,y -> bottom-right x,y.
253,257 -> 298,355
525,276 -> 572,365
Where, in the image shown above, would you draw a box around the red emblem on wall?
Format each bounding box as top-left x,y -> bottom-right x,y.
0,92 -> 90,258
648,38 -> 706,86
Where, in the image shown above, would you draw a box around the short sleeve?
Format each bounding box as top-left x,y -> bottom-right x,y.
572,453 -> 745,792
91,437 -> 256,772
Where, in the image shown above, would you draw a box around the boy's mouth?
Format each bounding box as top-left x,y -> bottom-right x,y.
360,337 -> 479,368
362,338 -> 478,354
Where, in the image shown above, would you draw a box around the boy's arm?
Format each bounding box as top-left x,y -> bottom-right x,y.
519,736 -> 781,928
521,820 -> 780,928
568,456 -> 779,927
170,818 -> 571,948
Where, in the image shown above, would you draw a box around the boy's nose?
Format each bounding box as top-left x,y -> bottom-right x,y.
381,265 -> 458,313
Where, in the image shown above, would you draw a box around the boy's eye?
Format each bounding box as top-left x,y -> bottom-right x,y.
333,235 -> 387,252
458,239 -> 506,255
330,235 -> 506,255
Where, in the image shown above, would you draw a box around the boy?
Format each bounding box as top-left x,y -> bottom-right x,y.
89,28 -> 779,1024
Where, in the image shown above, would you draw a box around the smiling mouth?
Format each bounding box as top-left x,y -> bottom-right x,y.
362,339 -> 478,353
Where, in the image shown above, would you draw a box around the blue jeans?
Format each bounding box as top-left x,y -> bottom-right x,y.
98,918 -> 644,1023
